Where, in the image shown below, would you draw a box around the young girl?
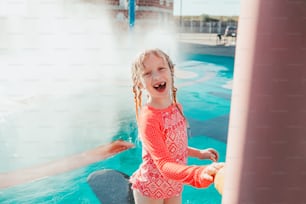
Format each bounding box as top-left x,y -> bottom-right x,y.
129,48 -> 224,204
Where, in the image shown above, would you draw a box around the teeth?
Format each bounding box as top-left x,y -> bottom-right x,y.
154,82 -> 165,88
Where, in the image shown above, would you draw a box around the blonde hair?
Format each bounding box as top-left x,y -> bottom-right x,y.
131,48 -> 184,121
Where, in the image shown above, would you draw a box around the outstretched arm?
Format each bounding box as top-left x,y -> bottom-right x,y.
0,140 -> 134,189
139,116 -> 223,188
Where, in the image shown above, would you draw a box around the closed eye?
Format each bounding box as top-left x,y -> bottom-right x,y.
142,71 -> 151,77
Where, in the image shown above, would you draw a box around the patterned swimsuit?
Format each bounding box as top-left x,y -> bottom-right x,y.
130,104 -> 187,198
130,104 -> 212,199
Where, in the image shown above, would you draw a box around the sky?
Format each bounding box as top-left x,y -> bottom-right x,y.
173,0 -> 240,16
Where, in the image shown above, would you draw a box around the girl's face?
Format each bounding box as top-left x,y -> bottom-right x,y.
139,53 -> 172,102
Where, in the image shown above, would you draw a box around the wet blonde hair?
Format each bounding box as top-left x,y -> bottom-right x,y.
131,48 -> 184,121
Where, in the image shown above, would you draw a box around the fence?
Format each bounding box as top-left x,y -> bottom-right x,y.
176,20 -> 238,34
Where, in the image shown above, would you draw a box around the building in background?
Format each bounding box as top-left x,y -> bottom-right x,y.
101,0 -> 237,34
102,0 -> 174,29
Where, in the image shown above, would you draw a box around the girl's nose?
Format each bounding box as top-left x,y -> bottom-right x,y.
152,71 -> 160,81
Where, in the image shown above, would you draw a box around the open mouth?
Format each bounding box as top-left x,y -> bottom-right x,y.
153,82 -> 166,92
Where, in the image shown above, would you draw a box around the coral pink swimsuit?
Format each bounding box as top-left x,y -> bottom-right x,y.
130,104 -> 211,199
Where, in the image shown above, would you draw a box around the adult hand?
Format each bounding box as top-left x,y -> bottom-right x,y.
214,165 -> 225,195
106,140 -> 135,154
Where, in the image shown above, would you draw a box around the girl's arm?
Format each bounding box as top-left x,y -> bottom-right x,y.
188,146 -> 202,158
188,147 -> 219,162
139,115 -> 223,188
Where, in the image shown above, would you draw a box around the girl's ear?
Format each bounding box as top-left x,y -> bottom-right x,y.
137,81 -> 144,89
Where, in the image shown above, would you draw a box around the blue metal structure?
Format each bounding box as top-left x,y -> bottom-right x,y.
129,0 -> 135,28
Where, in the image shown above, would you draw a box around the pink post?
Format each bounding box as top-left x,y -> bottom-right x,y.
223,0 -> 306,203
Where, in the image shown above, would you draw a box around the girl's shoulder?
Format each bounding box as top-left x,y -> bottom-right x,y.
139,105 -> 160,120
138,103 -> 184,129
176,103 -> 183,111
139,103 -> 182,120
141,103 -> 179,115
137,106 -> 161,128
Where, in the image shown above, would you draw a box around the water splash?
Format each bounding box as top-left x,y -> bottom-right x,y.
0,0 -> 178,172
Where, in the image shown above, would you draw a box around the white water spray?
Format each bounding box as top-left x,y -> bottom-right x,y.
0,0 -> 178,172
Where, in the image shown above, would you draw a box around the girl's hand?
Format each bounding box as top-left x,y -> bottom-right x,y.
199,148 -> 219,162
201,162 -> 225,182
